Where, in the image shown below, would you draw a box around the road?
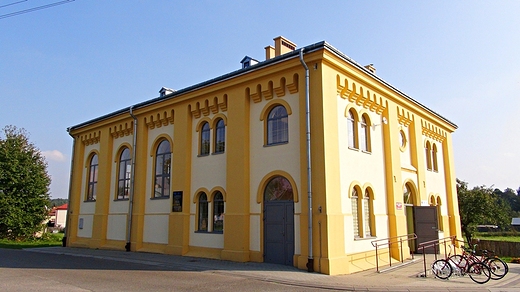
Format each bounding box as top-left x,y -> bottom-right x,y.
0,248 -> 325,292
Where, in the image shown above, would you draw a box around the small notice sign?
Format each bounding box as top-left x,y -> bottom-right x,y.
172,191 -> 183,212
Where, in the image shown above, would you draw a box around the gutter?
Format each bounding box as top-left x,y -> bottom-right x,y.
300,48 -> 314,272
63,128 -> 76,247
125,106 -> 138,251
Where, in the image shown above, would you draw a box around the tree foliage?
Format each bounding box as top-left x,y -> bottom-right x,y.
457,179 -> 511,243
0,125 -> 51,240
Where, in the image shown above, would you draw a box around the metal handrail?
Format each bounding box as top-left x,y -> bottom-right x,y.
371,233 -> 417,272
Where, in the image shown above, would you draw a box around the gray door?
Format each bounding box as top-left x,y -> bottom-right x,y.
264,200 -> 294,265
413,206 -> 439,253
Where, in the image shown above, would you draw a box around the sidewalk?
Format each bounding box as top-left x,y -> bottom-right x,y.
26,247 -> 520,292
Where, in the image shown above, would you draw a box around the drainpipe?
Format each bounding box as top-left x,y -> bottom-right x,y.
64,128 -> 76,247
126,106 -> 138,251
300,48 -> 314,272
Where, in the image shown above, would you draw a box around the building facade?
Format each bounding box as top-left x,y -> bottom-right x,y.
66,36 -> 462,275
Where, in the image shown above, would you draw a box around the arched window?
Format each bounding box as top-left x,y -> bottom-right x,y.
264,176 -> 293,201
154,140 -> 171,198
436,197 -> 443,231
117,147 -> 131,200
360,115 -> 371,152
363,189 -> 374,237
214,119 -> 225,153
347,109 -> 358,149
351,188 -> 360,238
425,141 -> 432,170
198,192 -> 208,232
403,183 -> 414,205
432,143 -> 438,172
213,191 -> 224,232
267,105 -> 288,145
200,122 -> 210,156
87,154 -> 98,201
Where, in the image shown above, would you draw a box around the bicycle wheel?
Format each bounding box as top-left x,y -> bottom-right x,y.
484,258 -> 508,280
431,259 -> 452,280
448,255 -> 468,272
467,262 -> 491,284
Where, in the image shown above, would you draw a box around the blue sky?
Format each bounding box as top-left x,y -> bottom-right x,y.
1,1 -> 519,199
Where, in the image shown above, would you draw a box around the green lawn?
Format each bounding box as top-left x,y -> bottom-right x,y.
476,235 -> 520,243
0,233 -> 63,249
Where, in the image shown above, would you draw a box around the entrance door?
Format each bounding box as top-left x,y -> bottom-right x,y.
263,175 -> 295,266
413,206 -> 438,253
264,201 -> 294,265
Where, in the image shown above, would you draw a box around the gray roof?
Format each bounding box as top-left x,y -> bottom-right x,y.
68,41 -> 457,132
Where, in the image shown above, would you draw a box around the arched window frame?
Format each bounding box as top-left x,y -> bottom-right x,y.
153,139 -> 171,198
86,153 -> 98,201
403,183 -> 415,206
200,121 -> 210,156
432,143 -> 438,172
116,147 -> 131,200
266,105 -> 289,145
436,196 -> 443,231
347,109 -> 359,149
363,189 -> 375,237
197,192 -> 208,232
214,118 -> 225,154
351,187 -> 361,238
425,141 -> 432,170
360,114 -> 371,153
212,191 -> 224,233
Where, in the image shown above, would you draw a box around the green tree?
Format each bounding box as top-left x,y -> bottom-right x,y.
0,125 -> 51,239
457,179 -> 511,243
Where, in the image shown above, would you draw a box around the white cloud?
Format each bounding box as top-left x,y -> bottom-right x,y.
42,150 -> 66,162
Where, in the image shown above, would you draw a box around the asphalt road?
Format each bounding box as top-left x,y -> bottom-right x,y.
0,248 -> 325,292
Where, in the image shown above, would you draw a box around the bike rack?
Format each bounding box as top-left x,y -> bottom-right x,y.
416,236 -> 457,277
371,233 -> 417,273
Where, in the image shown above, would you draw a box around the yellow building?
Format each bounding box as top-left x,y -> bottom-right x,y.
66,36 -> 462,275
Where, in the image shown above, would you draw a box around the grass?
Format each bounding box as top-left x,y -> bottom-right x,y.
0,233 -> 64,249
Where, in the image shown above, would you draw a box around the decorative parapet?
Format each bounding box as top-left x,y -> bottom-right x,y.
80,131 -> 101,145
109,121 -> 133,138
249,74 -> 299,103
336,75 -> 385,114
144,109 -> 174,129
190,94 -> 228,119
422,120 -> 446,142
397,106 -> 413,127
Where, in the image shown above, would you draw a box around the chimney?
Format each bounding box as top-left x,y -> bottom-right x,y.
364,64 -> 376,74
159,87 -> 175,97
265,36 -> 297,60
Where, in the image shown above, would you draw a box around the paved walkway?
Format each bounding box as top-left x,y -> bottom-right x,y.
26,247 -> 520,292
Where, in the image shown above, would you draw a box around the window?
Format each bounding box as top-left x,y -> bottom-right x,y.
360,115 -> 371,152
363,190 -> 374,237
264,176 -> 294,201
214,119 -> 225,153
117,147 -> 131,200
154,140 -> 171,198
87,154 -> 98,201
432,143 -> 438,172
347,110 -> 358,149
267,105 -> 288,145
425,141 -> 432,170
403,183 -> 414,205
436,197 -> 443,231
213,192 -> 224,232
198,192 -> 208,232
351,188 -> 360,238
200,122 -> 210,156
